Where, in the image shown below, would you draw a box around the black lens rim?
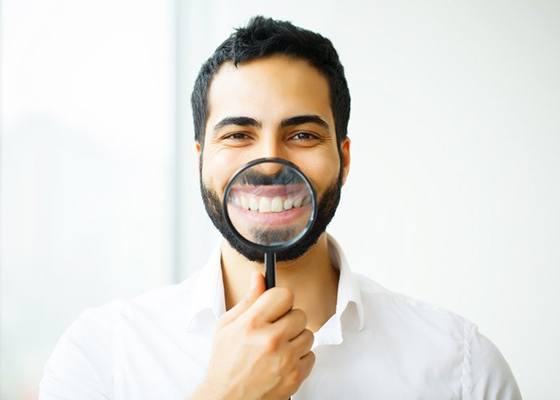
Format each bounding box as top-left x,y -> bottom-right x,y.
222,157 -> 318,253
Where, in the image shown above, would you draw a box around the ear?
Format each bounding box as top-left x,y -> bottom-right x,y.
340,137 -> 351,186
195,141 -> 202,160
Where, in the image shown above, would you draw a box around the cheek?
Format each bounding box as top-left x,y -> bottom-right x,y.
295,150 -> 341,195
201,149 -> 244,194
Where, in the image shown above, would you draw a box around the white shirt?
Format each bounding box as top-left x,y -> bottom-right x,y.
40,235 -> 522,399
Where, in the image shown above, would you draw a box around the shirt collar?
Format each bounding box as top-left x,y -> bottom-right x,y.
185,243 -> 225,331
185,234 -> 365,341
312,234 -> 365,347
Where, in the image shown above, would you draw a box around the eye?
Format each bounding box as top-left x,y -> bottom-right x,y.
290,131 -> 319,141
223,132 -> 251,141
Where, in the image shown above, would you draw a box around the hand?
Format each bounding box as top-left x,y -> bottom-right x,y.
192,271 -> 315,400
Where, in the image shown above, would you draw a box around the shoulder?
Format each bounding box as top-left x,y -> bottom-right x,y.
355,272 -> 468,337
67,272 -> 201,330
40,273 -> 202,399
121,272 -> 202,320
39,299 -> 125,399
52,269 -> 203,348
465,324 -> 523,399
59,268 -> 204,341
354,273 -> 522,399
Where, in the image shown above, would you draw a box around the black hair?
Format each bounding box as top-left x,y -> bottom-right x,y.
191,16 -> 351,148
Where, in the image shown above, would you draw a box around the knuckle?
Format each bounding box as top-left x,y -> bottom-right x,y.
244,314 -> 260,331
287,368 -> 302,386
307,351 -> 316,367
302,329 -> 314,347
293,308 -> 307,327
275,287 -> 294,306
263,335 -> 280,353
305,328 -> 314,341
279,352 -> 294,372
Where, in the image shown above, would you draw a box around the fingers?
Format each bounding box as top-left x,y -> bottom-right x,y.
261,347 -> 316,400
277,350 -> 316,397
247,286 -> 294,324
270,308 -> 308,342
219,271 -> 265,326
297,351 -> 315,380
289,328 -> 314,359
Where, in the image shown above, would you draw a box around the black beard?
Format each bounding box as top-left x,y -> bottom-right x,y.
200,171 -> 342,263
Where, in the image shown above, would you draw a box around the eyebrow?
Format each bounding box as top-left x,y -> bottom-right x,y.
213,114 -> 330,133
280,115 -> 329,130
213,116 -> 261,132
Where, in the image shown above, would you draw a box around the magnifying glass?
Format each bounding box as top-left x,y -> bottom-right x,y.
223,157 -> 317,289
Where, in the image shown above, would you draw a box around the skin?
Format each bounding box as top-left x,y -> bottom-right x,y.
193,54 -> 351,399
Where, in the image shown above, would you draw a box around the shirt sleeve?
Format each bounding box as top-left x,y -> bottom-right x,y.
465,323 -> 523,400
39,302 -> 122,400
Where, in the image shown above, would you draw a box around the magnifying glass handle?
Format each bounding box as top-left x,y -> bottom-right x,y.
264,252 -> 276,290
265,253 -> 288,400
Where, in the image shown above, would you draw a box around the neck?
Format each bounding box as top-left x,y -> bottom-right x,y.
221,233 -> 339,332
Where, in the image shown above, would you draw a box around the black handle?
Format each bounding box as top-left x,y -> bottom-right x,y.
267,252 -> 291,400
264,252 -> 276,290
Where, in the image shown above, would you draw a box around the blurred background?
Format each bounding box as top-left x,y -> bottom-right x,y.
1,0 -> 559,398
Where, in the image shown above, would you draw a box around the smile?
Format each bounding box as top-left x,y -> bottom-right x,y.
227,184 -> 312,214
231,195 -> 311,213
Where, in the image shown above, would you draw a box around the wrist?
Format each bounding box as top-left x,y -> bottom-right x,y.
189,379 -> 238,400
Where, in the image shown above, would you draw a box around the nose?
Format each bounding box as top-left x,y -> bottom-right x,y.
260,131 -> 286,157
258,160 -> 284,176
256,135 -> 287,175
252,131 -> 282,157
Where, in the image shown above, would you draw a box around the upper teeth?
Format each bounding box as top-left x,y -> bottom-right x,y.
232,195 -> 309,213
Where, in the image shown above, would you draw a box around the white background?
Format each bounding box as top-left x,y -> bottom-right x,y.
2,1 -> 559,399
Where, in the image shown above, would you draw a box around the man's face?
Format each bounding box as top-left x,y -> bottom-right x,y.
197,55 -> 350,262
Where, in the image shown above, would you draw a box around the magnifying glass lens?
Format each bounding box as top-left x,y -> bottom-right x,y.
225,161 -> 314,247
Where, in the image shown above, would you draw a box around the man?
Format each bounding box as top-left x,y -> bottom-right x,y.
40,16 -> 522,399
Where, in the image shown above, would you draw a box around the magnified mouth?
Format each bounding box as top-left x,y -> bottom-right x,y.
227,184 -> 312,230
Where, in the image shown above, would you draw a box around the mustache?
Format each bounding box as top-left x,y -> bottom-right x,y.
237,166 -> 299,186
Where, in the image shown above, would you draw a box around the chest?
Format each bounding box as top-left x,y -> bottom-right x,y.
294,341 -> 463,399
111,323 -> 464,400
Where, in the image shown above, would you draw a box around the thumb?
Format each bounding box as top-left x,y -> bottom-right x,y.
219,271 -> 265,326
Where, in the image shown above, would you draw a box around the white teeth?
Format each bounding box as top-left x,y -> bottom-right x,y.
237,194 -> 308,212
249,197 -> 259,211
271,196 -> 283,212
283,197 -> 294,210
259,197 -> 271,212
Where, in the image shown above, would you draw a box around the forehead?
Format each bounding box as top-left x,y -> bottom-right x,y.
206,55 -> 333,130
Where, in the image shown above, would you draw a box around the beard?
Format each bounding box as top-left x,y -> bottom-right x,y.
200,167 -> 343,263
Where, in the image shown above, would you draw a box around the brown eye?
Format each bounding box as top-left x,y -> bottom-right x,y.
291,131 -> 318,141
224,132 -> 250,140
